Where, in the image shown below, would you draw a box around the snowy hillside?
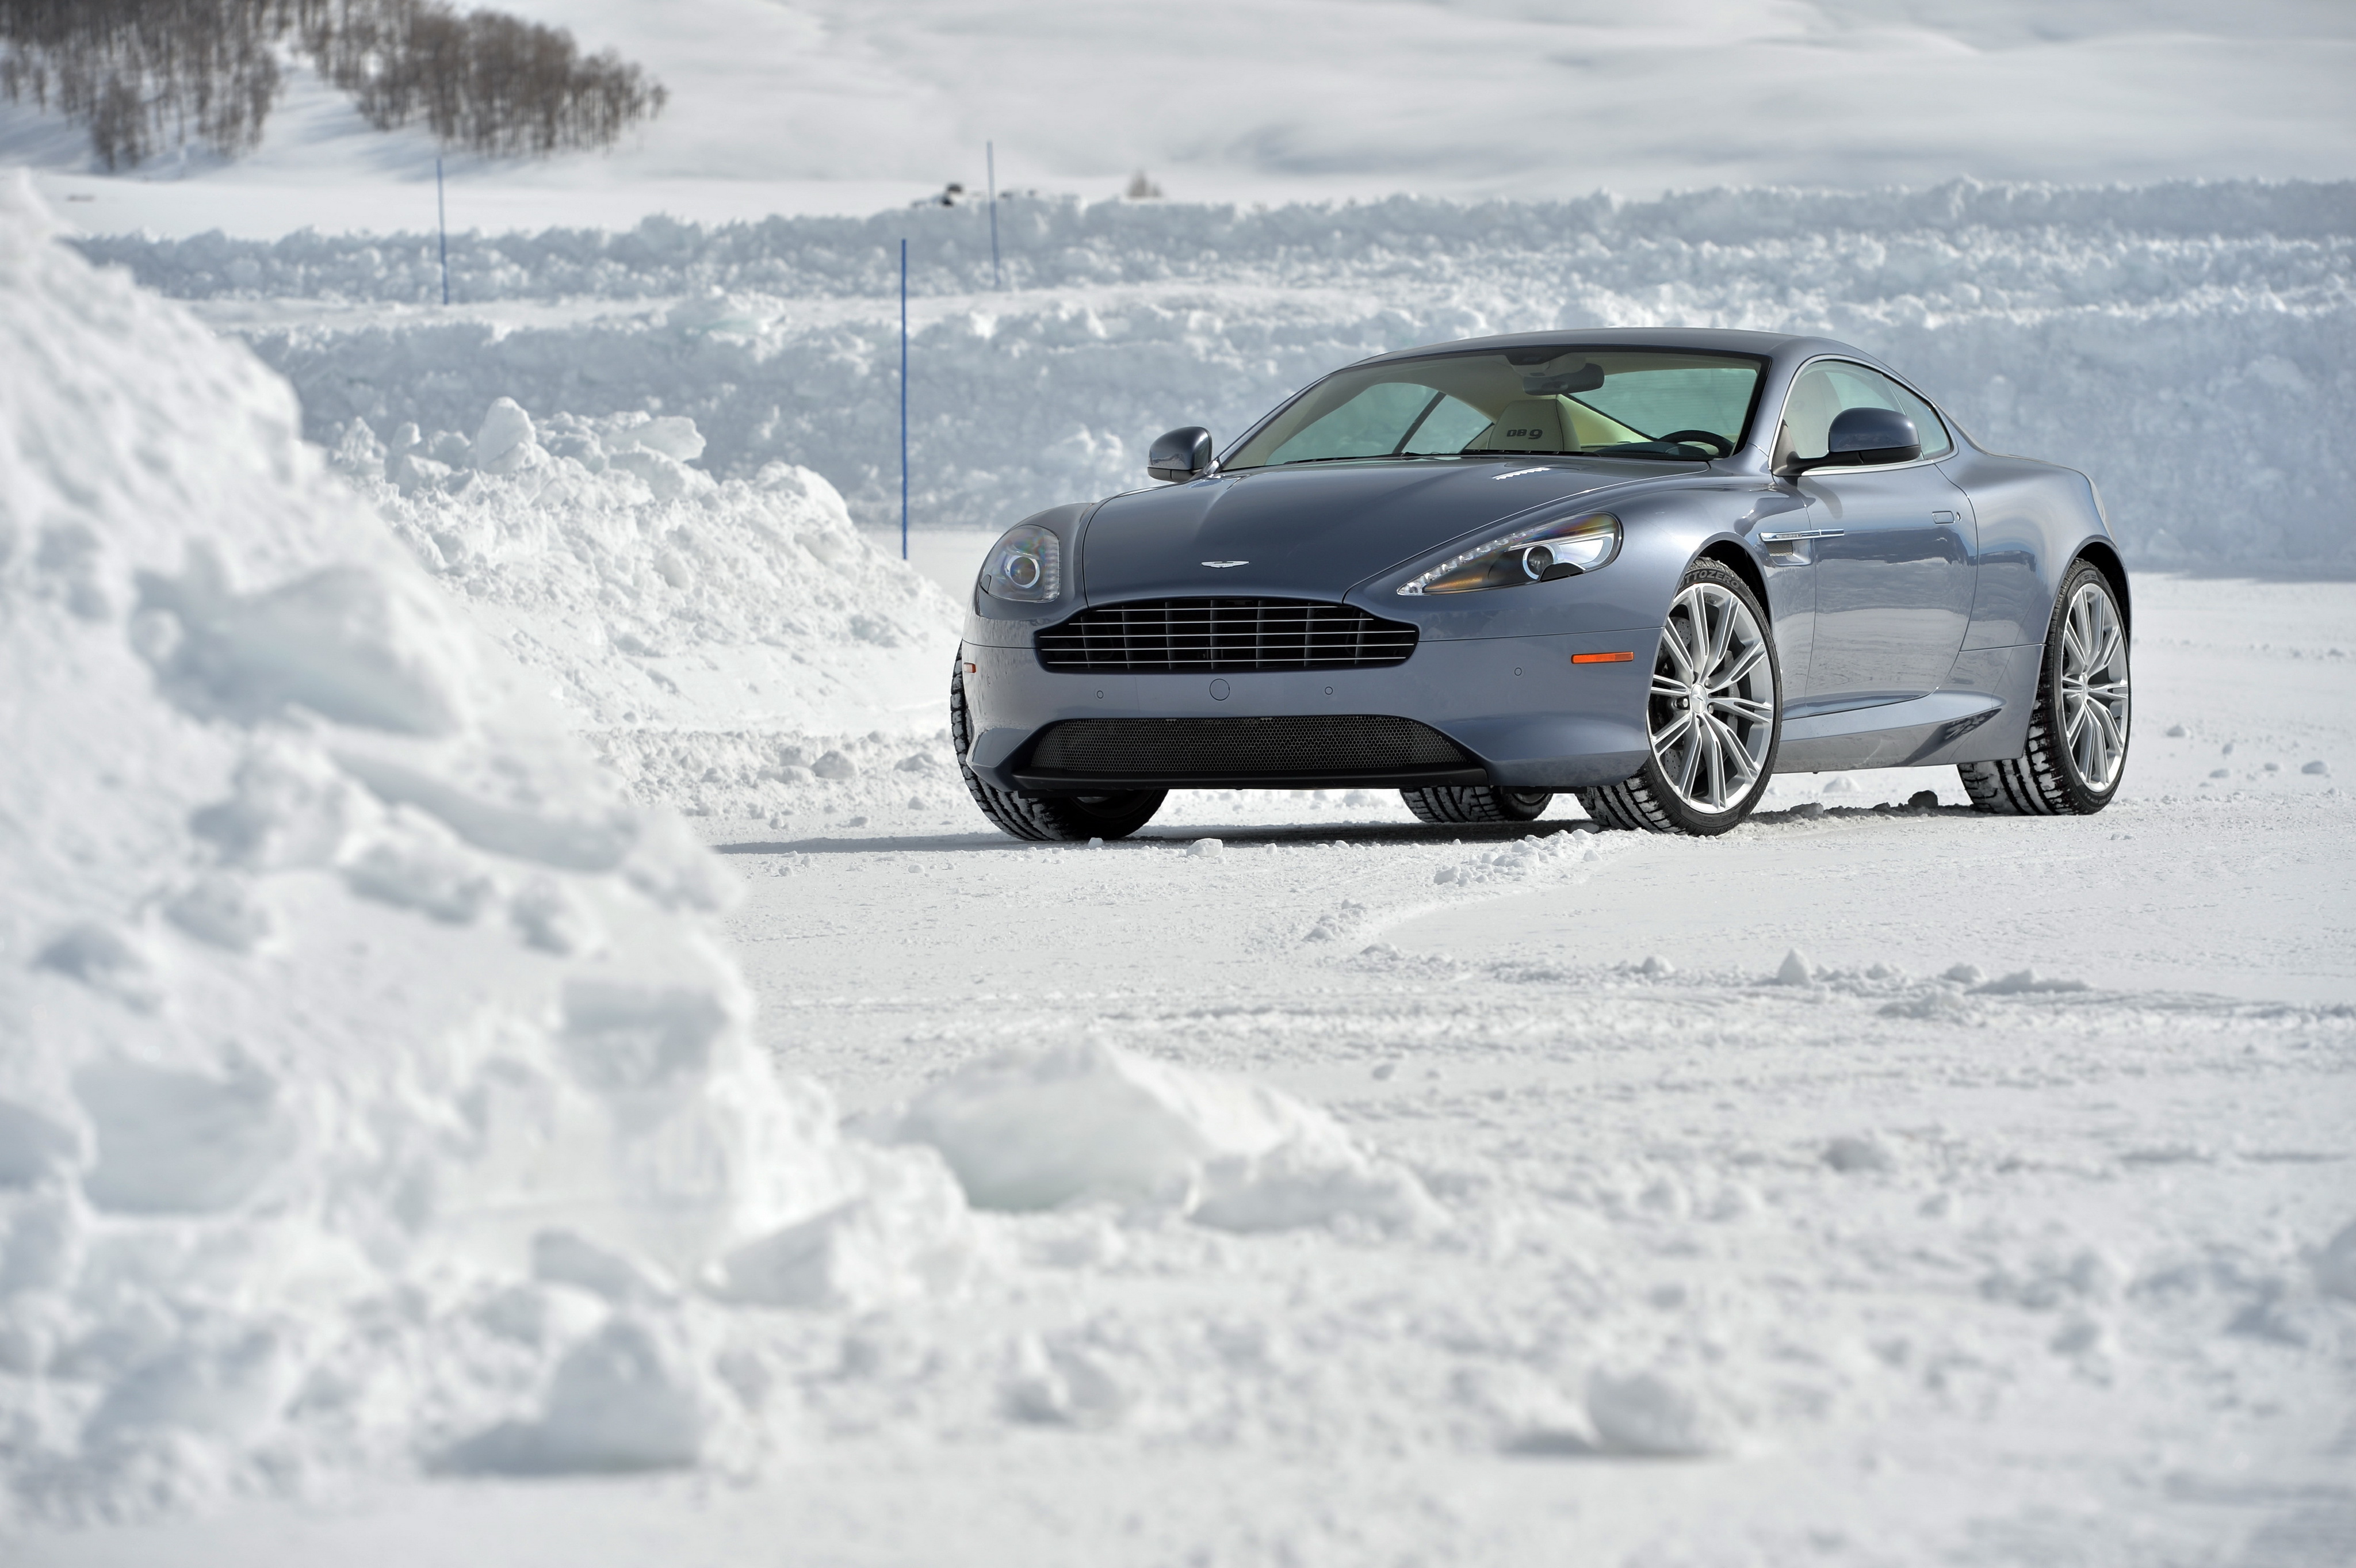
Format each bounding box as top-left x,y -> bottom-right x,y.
82,178 -> 2356,569
10,1 -> 2355,235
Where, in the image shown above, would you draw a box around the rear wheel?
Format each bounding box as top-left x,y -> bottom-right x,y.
1959,560 -> 2129,816
1575,559 -> 1782,836
951,668 -> 1166,841
1400,785 -> 1553,824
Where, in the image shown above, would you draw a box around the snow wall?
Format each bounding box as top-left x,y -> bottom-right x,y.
75,179 -> 2356,568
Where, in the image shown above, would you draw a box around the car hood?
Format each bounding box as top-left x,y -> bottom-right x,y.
1079,458 -> 1654,604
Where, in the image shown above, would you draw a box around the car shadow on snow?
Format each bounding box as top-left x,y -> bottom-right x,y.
712,800 -> 1976,856
711,820 -> 1602,856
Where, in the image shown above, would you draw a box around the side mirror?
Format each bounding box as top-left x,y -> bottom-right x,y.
1147,426 -> 1214,483
1783,407 -> 1921,476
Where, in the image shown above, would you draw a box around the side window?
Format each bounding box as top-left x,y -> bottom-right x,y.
1780,361 -> 1952,464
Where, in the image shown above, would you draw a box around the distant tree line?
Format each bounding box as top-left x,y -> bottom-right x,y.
0,1 -> 289,169
0,0 -> 664,170
300,0 -> 665,158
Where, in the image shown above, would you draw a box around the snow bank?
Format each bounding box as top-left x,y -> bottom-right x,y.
0,174 -> 976,1520
83,178 -> 2356,566
883,1042 -> 1443,1234
318,396 -> 963,814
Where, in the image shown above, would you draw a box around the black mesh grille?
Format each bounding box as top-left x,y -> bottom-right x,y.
1036,598 -> 1418,672
1028,716 -> 1468,776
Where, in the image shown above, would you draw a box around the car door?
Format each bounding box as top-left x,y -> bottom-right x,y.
1777,360 -> 1977,703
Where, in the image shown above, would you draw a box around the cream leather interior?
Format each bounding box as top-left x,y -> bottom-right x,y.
1485,397 -> 1572,451
1482,396 -> 1647,452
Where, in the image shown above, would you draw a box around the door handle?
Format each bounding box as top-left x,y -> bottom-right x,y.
1932,510 -> 1957,524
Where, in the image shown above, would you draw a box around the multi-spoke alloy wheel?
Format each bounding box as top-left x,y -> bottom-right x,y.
1578,560 -> 1781,835
2056,579 -> 2131,791
1960,559 -> 2131,816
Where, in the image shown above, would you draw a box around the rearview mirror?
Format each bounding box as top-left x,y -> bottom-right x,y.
1783,407 -> 1921,476
1147,426 -> 1215,483
1519,356 -> 1605,396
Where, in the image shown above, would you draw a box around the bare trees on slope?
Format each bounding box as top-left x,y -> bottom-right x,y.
0,0 -> 665,170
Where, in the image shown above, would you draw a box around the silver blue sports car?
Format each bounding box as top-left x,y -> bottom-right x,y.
953,328 -> 2131,839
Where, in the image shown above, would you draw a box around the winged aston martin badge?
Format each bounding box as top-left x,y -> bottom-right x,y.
1200,560 -> 1248,568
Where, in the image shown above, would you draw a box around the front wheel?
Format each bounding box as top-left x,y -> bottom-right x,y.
1959,559 -> 2129,816
1576,559 -> 1782,836
951,669 -> 1166,842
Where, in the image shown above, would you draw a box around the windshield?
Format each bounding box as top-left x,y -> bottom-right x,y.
1224,347 -> 1767,471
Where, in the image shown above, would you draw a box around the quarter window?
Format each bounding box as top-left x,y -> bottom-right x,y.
1779,360 -> 1952,465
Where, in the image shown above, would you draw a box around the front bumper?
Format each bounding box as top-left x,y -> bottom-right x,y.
959,630 -> 1655,794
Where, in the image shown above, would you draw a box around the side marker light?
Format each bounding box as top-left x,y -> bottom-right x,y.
1571,651 -> 1634,664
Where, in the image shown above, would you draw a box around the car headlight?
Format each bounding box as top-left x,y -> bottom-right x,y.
981,523 -> 1062,603
1397,512 -> 1621,596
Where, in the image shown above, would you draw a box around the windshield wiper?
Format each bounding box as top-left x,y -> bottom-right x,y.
1245,453 -> 1452,471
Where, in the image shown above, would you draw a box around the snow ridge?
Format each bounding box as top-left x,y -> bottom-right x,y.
68,179 -> 2356,303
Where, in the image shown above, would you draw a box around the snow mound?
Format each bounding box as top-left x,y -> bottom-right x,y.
1430,829 -> 1597,887
0,174 -> 975,1520
882,1043 -> 1443,1234
1584,1367 -> 1729,1458
319,396 -> 963,811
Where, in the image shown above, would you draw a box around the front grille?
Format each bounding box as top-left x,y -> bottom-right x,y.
1036,598 -> 1418,672
1028,716 -> 1468,776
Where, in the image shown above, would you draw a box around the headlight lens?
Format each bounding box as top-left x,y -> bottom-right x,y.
1397,512 -> 1621,596
981,523 -> 1062,603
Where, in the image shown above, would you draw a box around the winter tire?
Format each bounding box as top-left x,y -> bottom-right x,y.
1575,559 -> 1781,836
1959,559 -> 2130,816
951,667 -> 1166,842
1399,785 -> 1554,824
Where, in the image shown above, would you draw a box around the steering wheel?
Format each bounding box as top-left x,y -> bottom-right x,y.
1658,429 -> 1734,458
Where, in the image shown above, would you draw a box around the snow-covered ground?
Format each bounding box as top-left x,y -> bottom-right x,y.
16,560 -> 2355,1563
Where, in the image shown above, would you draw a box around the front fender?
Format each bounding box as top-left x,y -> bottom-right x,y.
1345,483 -> 1809,660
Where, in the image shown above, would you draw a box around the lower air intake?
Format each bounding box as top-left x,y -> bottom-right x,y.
1027,715 -> 1470,776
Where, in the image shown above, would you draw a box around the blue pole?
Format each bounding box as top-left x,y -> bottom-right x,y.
436,156 -> 450,306
987,141 -> 1001,290
900,238 -> 909,561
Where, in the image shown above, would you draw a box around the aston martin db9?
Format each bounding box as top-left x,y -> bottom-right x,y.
953,328 -> 2129,839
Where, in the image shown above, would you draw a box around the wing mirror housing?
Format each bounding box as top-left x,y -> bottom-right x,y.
1147,426 -> 1215,483
1781,407 -> 1921,476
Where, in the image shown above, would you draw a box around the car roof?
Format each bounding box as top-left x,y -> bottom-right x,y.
1361,326 -> 1867,369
